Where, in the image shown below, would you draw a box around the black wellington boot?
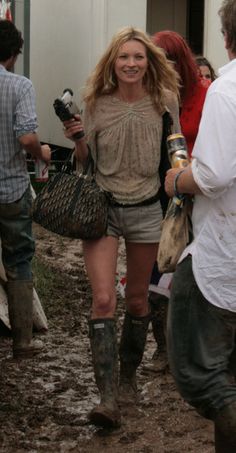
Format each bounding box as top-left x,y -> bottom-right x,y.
144,292 -> 168,373
119,311 -> 150,405
214,401 -> 236,453
89,318 -> 121,428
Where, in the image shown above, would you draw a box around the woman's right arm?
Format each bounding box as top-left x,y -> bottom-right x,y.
63,114 -> 89,165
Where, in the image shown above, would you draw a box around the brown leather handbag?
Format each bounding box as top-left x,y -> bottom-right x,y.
32,151 -> 109,240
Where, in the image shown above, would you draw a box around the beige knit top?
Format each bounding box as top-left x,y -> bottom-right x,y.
83,91 -> 180,204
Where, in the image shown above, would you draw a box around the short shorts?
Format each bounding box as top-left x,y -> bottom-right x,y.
106,200 -> 162,243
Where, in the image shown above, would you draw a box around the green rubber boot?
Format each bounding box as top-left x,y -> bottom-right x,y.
7,280 -> 44,359
89,318 -> 121,428
144,292 -> 168,373
214,401 -> 236,452
119,311 -> 150,404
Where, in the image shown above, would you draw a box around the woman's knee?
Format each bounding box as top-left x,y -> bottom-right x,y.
126,293 -> 149,316
92,291 -> 115,318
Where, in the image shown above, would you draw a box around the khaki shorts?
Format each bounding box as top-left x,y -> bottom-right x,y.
106,200 -> 162,243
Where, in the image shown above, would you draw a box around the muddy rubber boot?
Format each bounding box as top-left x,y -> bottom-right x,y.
144,293 -> 168,373
89,318 -> 121,428
214,401 -> 236,452
7,280 -> 44,359
119,311 -> 150,405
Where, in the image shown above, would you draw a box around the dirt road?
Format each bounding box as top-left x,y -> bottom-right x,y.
0,225 -> 214,452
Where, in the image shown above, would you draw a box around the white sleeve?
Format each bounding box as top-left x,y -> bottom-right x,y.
191,90 -> 236,199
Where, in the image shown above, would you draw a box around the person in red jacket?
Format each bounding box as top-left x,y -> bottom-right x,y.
146,31 -> 210,373
153,30 -> 209,157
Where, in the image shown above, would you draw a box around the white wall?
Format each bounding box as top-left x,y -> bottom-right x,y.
204,0 -> 228,75
13,0 -> 24,75
30,0 -> 147,147
20,0 -> 230,146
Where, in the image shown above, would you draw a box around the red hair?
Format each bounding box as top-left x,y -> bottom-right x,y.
152,30 -> 199,102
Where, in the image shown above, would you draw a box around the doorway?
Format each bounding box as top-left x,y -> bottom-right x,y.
187,0 -> 205,54
146,0 -> 204,55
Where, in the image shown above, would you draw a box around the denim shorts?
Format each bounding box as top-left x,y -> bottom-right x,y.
106,200 -> 162,243
168,255 -> 236,420
0,185 -> 35,280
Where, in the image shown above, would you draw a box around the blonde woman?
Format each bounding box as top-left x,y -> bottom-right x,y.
63,26 -> 180,428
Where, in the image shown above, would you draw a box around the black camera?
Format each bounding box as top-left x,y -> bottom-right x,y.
53,88 -> 84,140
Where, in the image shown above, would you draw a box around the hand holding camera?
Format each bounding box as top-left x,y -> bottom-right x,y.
53,88 -> 85,141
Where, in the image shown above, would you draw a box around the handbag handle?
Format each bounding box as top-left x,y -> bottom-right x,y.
82,145 -> 95,176
61,145 -> 95,176
159,111 -> 174,216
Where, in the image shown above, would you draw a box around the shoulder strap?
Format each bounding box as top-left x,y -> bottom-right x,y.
82,145 -> 95,175
158,111 -> 173,217
60,145 -> 95,176
162,110 -> 173,137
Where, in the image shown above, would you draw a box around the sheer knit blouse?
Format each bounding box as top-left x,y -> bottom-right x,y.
83,91 -> 180,204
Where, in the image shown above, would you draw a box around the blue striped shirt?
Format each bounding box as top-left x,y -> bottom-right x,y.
0,64 -> 38,202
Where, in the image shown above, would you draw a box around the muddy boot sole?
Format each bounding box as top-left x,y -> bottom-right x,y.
89,404 -> 121,428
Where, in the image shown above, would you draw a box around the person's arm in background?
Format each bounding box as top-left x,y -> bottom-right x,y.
18,133 -> 51,162
15,81 -> 51,163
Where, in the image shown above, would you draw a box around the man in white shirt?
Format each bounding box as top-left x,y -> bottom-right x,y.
164,1 -> 236,451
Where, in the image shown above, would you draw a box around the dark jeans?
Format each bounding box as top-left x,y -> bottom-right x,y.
0,186 -> 35,281
167,255 -> 236,420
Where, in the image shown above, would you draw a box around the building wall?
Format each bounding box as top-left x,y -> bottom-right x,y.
146,0 -> 187,37
12,0 -> 24,75
13,0 -> 229,147
203,0 -> 228,74
29,0 -> 147,147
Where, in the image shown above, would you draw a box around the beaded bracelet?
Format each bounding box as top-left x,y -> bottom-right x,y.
173,169 -> 186,198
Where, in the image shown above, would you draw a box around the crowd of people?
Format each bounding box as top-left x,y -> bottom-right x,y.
0,0 -> 236,451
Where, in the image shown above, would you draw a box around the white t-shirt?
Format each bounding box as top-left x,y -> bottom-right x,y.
181,58 -> 236,312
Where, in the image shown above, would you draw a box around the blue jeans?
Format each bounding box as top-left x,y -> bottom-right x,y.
167,255 -> 236,420
0,186 -> 35,281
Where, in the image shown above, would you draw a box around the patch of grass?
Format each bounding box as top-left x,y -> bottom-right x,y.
32,256 -> 56,302
32,257 -> 83,324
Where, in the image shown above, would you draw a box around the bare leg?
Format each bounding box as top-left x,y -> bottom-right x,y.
83,236 -> 120,427
83,235 -> 119,318
125,242 -> 158,316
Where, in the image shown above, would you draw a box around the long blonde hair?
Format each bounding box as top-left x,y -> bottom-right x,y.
83,26 -> 180,113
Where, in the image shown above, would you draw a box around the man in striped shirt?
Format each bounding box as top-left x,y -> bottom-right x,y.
0,19 -> 51,359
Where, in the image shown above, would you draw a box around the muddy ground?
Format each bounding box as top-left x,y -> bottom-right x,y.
0,224 -> 214,453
